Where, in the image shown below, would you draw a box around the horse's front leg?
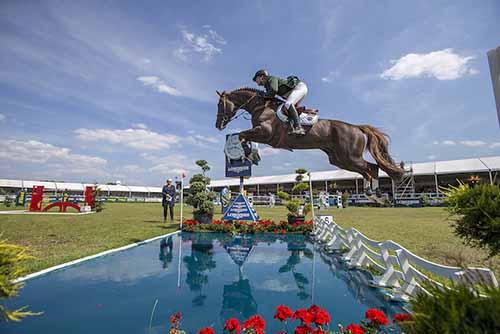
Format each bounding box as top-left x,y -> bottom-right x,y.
239,126 -> 271,143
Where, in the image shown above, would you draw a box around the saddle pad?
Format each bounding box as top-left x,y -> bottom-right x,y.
276,104 -> 319,126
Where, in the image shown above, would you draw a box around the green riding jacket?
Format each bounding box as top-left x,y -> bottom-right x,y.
264,75 -> 300,98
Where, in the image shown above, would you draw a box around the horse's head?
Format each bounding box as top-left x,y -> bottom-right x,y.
215,90 -> 237,130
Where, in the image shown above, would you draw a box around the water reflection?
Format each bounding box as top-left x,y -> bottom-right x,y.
182,233 -> 216,307
318,249 -> 405,317
159,236 -> 174,269
279,235 -> 313,300
220,235 -> 258,320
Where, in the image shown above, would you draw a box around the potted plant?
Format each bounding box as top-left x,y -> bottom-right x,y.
187,160 -> 217,224
278,168 -> 311,224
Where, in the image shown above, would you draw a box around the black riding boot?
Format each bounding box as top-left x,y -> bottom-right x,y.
287,105 -> 306,135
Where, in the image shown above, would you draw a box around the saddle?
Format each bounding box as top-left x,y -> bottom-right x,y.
280,104 -> 319,117
297,105 -> 319,115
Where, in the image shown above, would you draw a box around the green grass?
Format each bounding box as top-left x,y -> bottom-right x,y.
0,203 -> 187,274
1,203 -> 499,278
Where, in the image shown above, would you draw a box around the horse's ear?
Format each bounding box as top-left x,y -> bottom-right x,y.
216,90 -> 222,97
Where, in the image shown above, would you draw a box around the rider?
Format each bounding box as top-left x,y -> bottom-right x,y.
253,69 -> 307,136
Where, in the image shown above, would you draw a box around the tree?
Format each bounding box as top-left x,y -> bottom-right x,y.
195,160 -> 211,177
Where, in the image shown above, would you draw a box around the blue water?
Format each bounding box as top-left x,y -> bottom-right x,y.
1,233 -> 406,333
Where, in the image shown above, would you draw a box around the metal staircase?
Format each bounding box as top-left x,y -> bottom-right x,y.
393,161 -> 415,204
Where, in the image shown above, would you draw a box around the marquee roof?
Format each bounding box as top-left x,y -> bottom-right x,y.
1,156 -> 499,191
208,156 -> 500,187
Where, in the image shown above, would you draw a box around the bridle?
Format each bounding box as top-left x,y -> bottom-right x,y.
219,93 -> 257,127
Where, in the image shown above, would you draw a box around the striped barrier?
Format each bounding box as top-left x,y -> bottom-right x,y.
311,215 -> 498,302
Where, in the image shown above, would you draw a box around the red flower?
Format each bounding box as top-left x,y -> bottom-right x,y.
243,314 -> 266,333
224,318 -> 241,333
313,309 -> 330,325
392,313 -> 412,323
274,304 -> 294,321
313,329 -> 326,334
344,324 -> 364,334
198,327 -> 215,334
365,308 -> 388,326
294,324 -> 314,334
293,309 -> 314,324
169,312 -> 182,324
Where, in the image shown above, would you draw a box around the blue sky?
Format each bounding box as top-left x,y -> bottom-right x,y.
0,0 -> 499,185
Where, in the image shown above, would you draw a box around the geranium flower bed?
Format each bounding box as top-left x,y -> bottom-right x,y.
182,219 -> 313,234
169,304 -> 412,334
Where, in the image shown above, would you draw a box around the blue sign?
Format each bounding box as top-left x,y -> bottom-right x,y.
225,158 -> 252,178
223,193 -> 259,221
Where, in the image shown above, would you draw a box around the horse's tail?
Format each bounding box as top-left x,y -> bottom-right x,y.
358,125 -> 404,181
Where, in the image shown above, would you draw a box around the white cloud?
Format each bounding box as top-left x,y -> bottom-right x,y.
137,76 -> 182,96
321,71 -> 340,83
381,49 -> 477,80
122,164 -> 141,173
260,147 -> 281,156
427,155 -> 437,160
133,123 -> 148,129
434,139 -> 490,147
142,153 -> 195,175
175,29 -> 225,61
74,128 -> 181,150
207,29 -> 227,45
0,139 -> 107,177
459,140 -> 486,147
0,113 -> 5,122
490,142 -> 500,149
188,134 -> 220,144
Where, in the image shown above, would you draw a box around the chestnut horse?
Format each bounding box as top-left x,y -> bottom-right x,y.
215,88 -> 404,188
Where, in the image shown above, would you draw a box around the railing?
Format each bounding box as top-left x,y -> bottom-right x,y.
311,215 -> 498,302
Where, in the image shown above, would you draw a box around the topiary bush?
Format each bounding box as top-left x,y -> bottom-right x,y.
187,161 -> 216,218
442,182 -> 500,257
277,168 -> 310,218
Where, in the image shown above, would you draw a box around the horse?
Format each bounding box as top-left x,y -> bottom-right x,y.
215,87 -> 404,190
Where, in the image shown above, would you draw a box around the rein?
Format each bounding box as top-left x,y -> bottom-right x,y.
221,93 -> 258,125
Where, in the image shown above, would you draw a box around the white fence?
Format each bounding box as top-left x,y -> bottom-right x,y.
311,215 -> 498,302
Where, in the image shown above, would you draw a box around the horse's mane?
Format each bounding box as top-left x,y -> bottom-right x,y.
230,87 -> 266,95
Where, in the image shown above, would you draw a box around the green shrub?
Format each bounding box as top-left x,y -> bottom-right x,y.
420,194 -> 430,207
187,161 -> 216,216
279,168 -> 310,218
442,182 -> 500,257
277,191 -> 290,201
0,239 -> 40,322
403,283 -> 500,334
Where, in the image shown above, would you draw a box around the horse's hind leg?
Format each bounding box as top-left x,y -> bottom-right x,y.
326,148 -> 380,192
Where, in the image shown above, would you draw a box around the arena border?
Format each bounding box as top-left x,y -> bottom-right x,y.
15,230 -> 180,283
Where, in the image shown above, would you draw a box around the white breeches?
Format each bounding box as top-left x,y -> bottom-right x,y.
285,82 -> 308,108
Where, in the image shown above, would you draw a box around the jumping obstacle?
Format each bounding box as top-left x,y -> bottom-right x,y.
311,215 -> 498,302
28,185 -> 97,213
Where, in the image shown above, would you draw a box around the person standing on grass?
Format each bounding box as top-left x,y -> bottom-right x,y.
162,178 -> 176,223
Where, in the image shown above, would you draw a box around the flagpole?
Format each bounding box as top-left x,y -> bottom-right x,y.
308,172 -> 315,220
180,174 -> 184,229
